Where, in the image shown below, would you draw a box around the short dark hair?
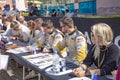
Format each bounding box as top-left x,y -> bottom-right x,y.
10,21 -> 19,28
62,17 -> 74,28
42,20 -> 54,28
59,17 -> 67,23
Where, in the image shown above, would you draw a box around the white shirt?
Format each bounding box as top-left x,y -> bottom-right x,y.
28,30 -> 41,45
65,12 -> 74,17
4,24 -> 30,42
15,24 -> 30,42
2,10 -> 14,17
2,23 -> 12,36
12,9 -> 19,15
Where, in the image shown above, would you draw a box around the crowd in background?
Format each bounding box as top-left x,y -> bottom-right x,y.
0,3 -> 75,18
28,2 -> 75,17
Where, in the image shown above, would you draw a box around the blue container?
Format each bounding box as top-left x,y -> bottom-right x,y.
60,59 -> 66,72
31,47 -> 36,54
92,73 -> 98,80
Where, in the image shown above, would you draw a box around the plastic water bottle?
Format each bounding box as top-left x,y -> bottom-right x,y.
52,51 -> 60,73
31,46 -> 36,54
92,73 -> 98,80
60,58 -> 66,72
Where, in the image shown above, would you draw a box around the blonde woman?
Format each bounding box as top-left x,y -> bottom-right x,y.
73,23 -> 120,78
27,20 -> 41,45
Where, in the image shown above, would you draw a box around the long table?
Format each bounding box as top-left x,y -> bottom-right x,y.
6,40 -> 113,80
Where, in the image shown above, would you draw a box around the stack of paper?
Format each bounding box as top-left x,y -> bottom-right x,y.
6,46 -> 30,54
23,53 -> 53,69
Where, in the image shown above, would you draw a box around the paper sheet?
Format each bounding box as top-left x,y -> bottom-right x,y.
0,55 -> 9,70
23,53 -> 53,69
6,46 -> 30,54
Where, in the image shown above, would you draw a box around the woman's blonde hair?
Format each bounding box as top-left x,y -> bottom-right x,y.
27,20 -> 36,29
27,20 -> 36,37
91,23 -> 113,59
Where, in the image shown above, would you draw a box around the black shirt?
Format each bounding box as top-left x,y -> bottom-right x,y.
83,43 -> 120,76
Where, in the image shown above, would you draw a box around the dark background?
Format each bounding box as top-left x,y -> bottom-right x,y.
25,17 -> 120,48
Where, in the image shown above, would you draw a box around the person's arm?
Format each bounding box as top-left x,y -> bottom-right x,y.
72,65 -> 86,77
52,34 -> 63,48
83,45 -> 95,67
2,28 -> 12,36
21,32 -> 29,42
0,30 -> 5,33
100,45 -> 120,76
75,36 -> 87,63
72,45 -> 95,77
36,32 -> 46,48
43,34 -> 63,53
52,34 -> 66,53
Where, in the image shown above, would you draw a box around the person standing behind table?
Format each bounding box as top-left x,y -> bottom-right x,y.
2,4 -> 14,17
9,21 -> 30,42
42,20 -> 64,53
51,9 -> 57,17
64,9 -> 74,17
12,5 -> 19,15
72,23 -> 120,77
53,17 -> 87,65
28,2 -> 33,16
30,4 -> 39,17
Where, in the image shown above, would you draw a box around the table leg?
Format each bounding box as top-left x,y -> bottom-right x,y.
23,66 -> 25,80
38,73 -> 41,80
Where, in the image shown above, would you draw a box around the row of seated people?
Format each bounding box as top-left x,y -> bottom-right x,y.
0,14 -> 120,79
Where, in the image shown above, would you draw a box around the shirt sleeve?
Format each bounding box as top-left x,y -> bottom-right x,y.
21,31 -> 29,42
100,44 -> 120,76
53,35 -> 66,53
83,45 -> 95,67
75,36 -> 87,62
52,34 -> 63,48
